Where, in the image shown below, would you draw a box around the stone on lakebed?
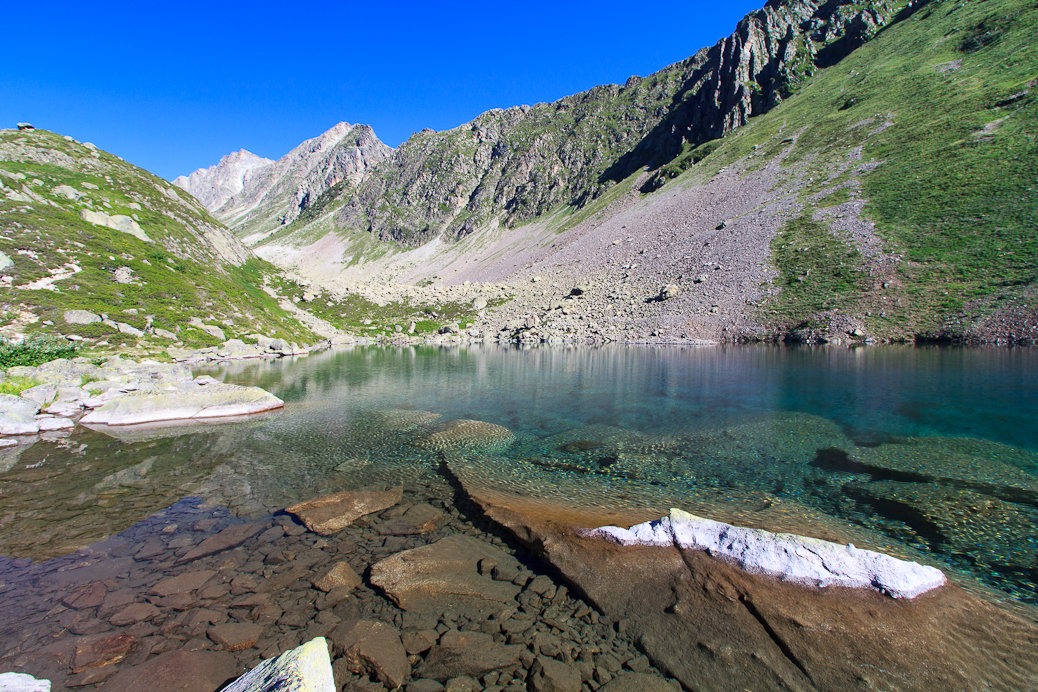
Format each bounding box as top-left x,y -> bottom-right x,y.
583,508 -> 947,599
286,487 -> 402,535
79,380 -> 283,426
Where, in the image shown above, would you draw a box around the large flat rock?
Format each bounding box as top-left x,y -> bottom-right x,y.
584,508 -> 946,599
286,487 -> 403,535
449,468 -> 1038,690
370,534 -> 522,613
79,381 -> 283,426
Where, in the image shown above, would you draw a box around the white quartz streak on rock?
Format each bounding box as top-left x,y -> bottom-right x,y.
222,636 -> 334,692
582,509 -> 946,599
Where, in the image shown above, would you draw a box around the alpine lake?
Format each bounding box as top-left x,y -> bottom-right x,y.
1,345 -> 1036,689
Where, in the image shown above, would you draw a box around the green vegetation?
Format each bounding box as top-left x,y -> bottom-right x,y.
761,216 -> 867,328
0,335 -> 76,369
688,0 -> 1038,336
297,290 -> 499,337
0,129 -> 318,349
0,376 -> 40,395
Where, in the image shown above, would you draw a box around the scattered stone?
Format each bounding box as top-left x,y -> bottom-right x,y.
70,634 -> 138,674
63,309 -> 102,325
417,635 -> 522,682
377,503 -> 446,536
370,535 -> 522,612
312,562 -> 362,593
333,620 -> 409,688
150,570 -> 217,596
286,487 -> 403,535
208,622 -> 264,652
528,655 -> 581,692
179,521 -> 264,562
109,602 -> 160,626
61,582 -> 107,610
223,636 -> 335,692
598,673 -> 681,692
98,651 -> 236,692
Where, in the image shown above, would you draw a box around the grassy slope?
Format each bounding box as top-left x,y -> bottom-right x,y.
678,0 -> 1037,339
0,129 -> 316,349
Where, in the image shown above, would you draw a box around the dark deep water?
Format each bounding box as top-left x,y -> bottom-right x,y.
2,345 -> 1036,603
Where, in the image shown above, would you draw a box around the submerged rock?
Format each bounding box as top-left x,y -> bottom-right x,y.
418,419 -> 516,452
451,469 -> 1038,690
98,651 -> 236,692
223,636 -> 334,692
332,621 -> 409,688
286,487 -> 403,535
584,508 -> 946,599
370,534 -> 522,612
79,381 -> 283,426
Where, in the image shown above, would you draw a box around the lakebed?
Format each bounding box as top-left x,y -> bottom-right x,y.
0,345 -> 1035,689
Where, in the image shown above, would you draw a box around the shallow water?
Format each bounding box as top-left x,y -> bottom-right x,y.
3,344 -> 1037,602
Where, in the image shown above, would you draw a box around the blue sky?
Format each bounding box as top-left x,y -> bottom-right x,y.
1,1 -> 763,180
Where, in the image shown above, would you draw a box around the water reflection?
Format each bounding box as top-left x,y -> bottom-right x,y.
0,345 -> 1034,602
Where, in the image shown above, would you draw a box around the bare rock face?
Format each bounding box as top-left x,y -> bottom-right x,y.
369,535 -> 522,612
173,149 -> 274,212
286,487 -> 403,535
449,468 -> 1038,690
186,122 -> 392,240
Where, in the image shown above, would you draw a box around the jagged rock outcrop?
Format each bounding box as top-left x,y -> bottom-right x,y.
323,0 -> 913,247
188,122 -> 392,240
173,149 -> 274,212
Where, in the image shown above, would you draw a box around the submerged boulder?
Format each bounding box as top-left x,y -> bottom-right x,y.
418,419 -> 516,452
286,487 -> 402,535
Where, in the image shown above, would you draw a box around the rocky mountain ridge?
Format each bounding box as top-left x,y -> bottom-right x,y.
173,149 -> 274,213
176,122 -> 393,243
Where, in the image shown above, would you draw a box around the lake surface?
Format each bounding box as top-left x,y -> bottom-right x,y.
2,344 -> 1036,602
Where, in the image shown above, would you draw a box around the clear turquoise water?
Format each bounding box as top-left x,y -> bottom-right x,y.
2,345 -> 1035,604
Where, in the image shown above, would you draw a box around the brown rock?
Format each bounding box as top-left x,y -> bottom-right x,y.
417,639 -> 522,682
458,479 -> 1038,690
71,633 -> 139,673
529,655 -> 582,692
312,561 -> 362,593
369,535 -> 522,612
208,622 -> 264,652
331,619 -> 409,688
61,581 -> 107,610
286,487 -> 403,535
109,602 -> 161,626
402,629 -> 438,655
598,673 -> 681,692
99,650 -> 237,691
377,503 -> 446,536
150,570 -> 217,596
179,522 -> 264,562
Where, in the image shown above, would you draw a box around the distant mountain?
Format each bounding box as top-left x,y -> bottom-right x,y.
172,0 -> 1038,344
0,128 -> 318,348
175,122 -> 392,243
173,149 -> 274,212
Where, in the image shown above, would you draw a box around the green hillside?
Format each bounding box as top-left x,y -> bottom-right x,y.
685,0 -> 1038,341
0,129 -> 316,350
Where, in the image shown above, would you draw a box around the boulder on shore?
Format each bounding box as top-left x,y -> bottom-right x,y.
79,381 -> 283,426
223,636 -> 334,692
